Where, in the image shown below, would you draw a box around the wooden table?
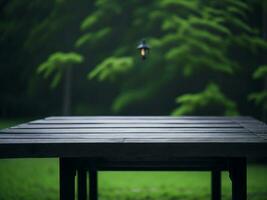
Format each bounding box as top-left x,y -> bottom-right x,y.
1,116 -> 267,200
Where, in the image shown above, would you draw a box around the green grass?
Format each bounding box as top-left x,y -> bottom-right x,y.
0,159 -> 266,200
0,120 -> 266,200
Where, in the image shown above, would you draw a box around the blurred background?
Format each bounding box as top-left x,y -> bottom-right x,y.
0,0 -> 267,199
1,0 -> 267,119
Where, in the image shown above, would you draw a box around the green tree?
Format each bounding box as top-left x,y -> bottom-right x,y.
0,0 -> 92,116
1,0 -> 266,118
248,1 -> 267,121
77,0 -> 266,116
0,0 -> 54,116
37,52 -> 84,115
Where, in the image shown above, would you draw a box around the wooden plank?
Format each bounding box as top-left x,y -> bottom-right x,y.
13,124 -> 243,128
235,120 -> 267,141
37,119 -> 238,123
123,138 -> 265,143
39,117 -> 257,124
0,136 -> 264,144
0,116 -> 266,159
0,133 -> 258,139
30,119 -> 242,124
15,123 -> 243,129
0,138 -> 124,144
2,128 -> 249,134
45,116 -> 253,120
0,142 -> 267,158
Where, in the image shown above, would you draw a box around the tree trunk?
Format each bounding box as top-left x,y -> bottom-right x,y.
62,67 -> 72,116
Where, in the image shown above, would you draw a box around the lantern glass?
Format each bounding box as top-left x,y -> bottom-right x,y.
141,48 -> 146,57
137,39 -> 150,60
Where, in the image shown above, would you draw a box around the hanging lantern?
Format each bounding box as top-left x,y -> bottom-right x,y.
137,39 -> 150,60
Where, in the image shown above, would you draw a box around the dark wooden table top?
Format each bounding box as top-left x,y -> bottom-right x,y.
0,116 -> 267,158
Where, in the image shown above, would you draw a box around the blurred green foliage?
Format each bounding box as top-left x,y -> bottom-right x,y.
0,0 -> 267,118
37,52 -> 83,88
89,57 -> 134,82
81,0 -> 267,116
249,65 -> 267,111
172,83 -> 238,116
253,65 -> 267,79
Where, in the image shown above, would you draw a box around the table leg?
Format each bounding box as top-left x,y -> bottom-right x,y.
211,169 -> 221,200
60,158 -> 76,200
89,169 -> 98,200
78,169 -> 87,200
229,158 -> 247,200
